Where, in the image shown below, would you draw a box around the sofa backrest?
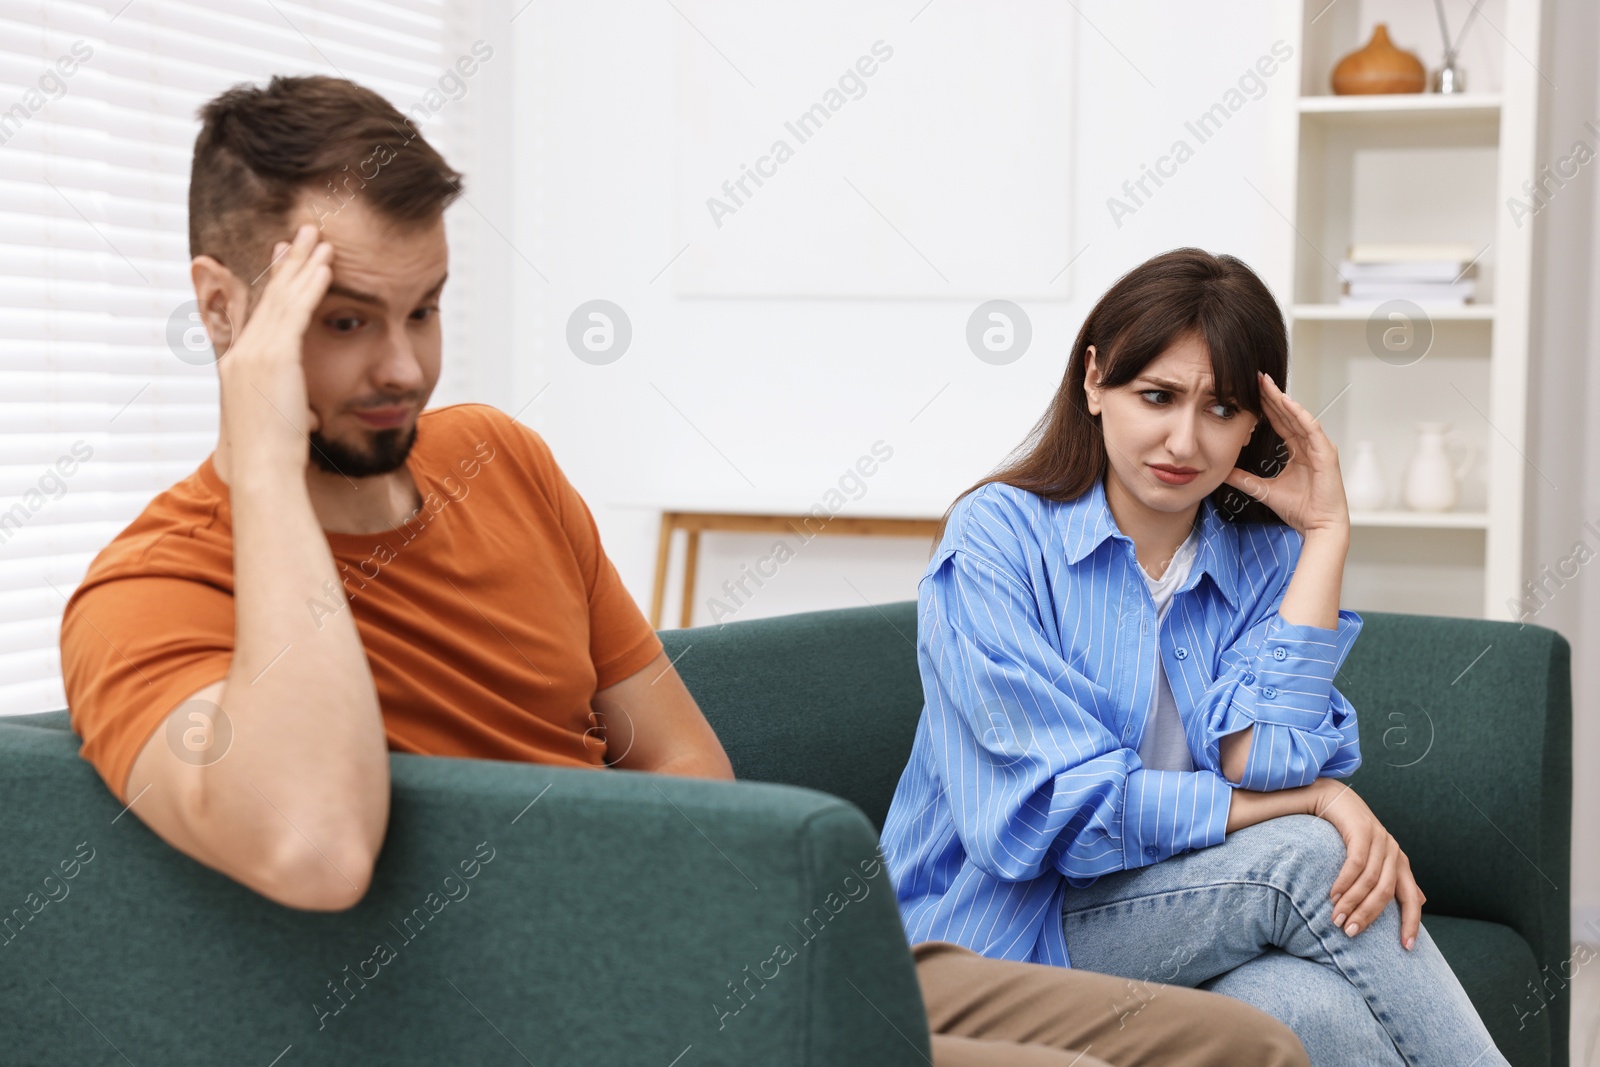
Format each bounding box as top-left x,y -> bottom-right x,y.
662,601 -> 924,832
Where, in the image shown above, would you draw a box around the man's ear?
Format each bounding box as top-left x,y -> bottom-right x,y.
189,255 -> 246,356
1082,344 -> 1101,416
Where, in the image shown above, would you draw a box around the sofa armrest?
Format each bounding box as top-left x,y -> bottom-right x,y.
0,719 -> 930,1066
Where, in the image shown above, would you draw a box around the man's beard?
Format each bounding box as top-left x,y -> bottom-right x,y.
309,423 -> 418,478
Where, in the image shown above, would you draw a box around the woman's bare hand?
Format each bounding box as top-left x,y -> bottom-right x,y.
1309,778 -> 1426,950
1223,371 -> 1351,539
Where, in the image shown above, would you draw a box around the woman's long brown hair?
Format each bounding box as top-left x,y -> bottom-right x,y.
935,247 -> 1292,544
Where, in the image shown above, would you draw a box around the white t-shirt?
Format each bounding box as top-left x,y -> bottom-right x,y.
1136,525 -> 1202,772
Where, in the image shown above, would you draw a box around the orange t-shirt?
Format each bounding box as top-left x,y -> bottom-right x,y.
59,402 -> 663,804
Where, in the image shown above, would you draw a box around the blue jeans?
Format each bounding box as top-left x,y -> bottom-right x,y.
1059,814 -> 1507,1067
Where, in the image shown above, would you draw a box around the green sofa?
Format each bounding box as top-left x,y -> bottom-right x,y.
0,602 -> 1571,1065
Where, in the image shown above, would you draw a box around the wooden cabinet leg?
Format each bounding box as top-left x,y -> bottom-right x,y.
649,513 -> 674,629
680,529 -> 701,629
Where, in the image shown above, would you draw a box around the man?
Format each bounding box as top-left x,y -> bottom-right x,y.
59,74 -> 1305,1067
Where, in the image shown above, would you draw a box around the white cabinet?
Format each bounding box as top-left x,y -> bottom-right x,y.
1270,0 -> 1544,620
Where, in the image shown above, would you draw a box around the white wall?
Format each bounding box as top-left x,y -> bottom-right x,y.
506,0 -> 1294,625
1529,0 -> 1600,946
485,0 -> 1596,945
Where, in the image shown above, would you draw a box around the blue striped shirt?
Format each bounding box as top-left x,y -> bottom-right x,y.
879,476 -> 1363,966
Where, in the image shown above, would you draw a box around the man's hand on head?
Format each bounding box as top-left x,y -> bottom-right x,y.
216,222 -> 333,478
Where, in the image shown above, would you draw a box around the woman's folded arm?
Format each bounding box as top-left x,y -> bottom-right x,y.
919,546 -> 1233,885
1198,529 -> 1365,791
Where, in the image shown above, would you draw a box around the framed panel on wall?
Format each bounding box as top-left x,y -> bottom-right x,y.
670,0 -> 1078,300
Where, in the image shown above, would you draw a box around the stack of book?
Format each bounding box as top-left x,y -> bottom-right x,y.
1338,242 -> 1480,306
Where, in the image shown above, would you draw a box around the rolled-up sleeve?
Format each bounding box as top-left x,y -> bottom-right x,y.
1201,537 -> 1364,791
922,547 -> 1233,884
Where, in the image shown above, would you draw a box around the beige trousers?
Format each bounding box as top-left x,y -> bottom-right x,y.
913,940 -> 1310,1067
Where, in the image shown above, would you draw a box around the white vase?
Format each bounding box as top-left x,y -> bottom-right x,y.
1402,422 -> 1477,512
1345,440 -> 1388,510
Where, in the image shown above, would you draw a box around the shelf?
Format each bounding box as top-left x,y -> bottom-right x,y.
1288,0 -> 1540,620
1349,510 -> 1489,530
1293,304 -> 1494,321
1298,93 -> 1502,127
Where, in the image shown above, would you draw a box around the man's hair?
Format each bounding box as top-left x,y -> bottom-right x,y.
188,74 -> 463,283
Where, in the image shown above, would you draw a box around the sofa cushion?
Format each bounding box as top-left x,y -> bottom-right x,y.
1426,915 -> 1549,1066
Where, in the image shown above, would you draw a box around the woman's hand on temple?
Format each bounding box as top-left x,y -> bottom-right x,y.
1223,371 -> 1351,539
1308,778 -> 1426,950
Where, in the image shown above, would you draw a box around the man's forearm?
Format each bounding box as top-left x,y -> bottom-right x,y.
204,465 -> 390,896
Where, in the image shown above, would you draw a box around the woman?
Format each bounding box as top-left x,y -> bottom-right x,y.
879,248 -> 1506,1066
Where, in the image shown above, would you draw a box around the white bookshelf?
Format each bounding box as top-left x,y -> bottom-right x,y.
1266,0 -> 1544,622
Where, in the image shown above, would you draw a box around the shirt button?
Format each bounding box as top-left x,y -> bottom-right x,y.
1122,726 -> 1133,743
1144,845 -> 1160,858
1241,672 -> 1255,686
1263,685 -> 1279,699
1273,647 -> 1288,661
1174,647 -> 1187,660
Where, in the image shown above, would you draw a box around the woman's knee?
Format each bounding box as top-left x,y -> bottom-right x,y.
1234,814 -> 1346,890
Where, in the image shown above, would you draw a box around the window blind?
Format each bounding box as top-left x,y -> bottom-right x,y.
0,0 -> 474,715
